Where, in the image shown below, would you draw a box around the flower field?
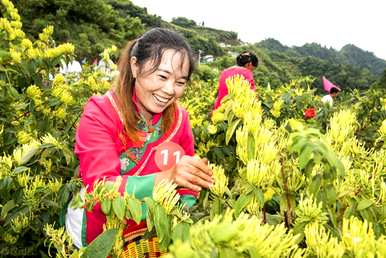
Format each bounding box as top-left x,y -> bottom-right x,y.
1,1 -> 386,257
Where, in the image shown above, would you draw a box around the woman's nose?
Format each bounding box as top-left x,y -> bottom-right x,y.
162,80 -> 175,95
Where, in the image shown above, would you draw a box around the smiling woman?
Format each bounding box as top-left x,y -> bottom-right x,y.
65,28 -> 214,256
131,49 -> 190,119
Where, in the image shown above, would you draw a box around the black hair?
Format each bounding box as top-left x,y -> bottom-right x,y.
330,87 -> 340,94
130,28 -> 196,79
236,51 -> 258,67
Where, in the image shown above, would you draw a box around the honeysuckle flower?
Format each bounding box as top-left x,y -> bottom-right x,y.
379,119 -> 386,137
13,140 -> 40,166
20,38 -> 32,49
271,99 -> 283,118
207,124 -> 217,135
9,48 -> 21,63
209,164 -> 228,197
153,179 -> 180,214
26,85 -> 42,99
54,107 -> 66,119
17,130 -> 33,144
211,110 -> 225,123
38,25 -> 53,42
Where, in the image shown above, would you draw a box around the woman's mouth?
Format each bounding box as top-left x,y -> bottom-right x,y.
152,94 -> 172,106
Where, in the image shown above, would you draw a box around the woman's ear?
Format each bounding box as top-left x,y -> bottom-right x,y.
130,56 -> 139,78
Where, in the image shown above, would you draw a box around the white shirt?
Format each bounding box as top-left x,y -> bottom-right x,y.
321,94 -> 333,106
60,60 -> 82,74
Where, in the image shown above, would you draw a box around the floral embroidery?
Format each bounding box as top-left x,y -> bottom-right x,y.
119,117 -> 162,174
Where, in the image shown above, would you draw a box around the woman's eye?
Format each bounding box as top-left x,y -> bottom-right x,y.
158,75 -> 167,80
176,81 -> 187,87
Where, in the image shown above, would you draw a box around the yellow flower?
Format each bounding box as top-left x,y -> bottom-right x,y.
26,48 -> 40,59
211,110 -> 225,123
21,38 -> 33,49
11,215 -> 29,233
17,130 -> 33,144
57,43 -> 75,54
264,187 -> 275,201
10,20 -> 21,29
38,25 -> 53,42
54,107 -> 66,119
26,85 -> 42,99
41,134 -> 62,149
209,164 -> 228,197
17,172 -> 29,187
9,48 -> 21,63
2,232 -> 18,244
1,0 -> 12,8
59,90 -> 74,105
52,74 -> 65,87
379,120 -> 386,137
153,179 -> 180,214
207,124 -> 217,135
42,107 -> 52,116
47,178 -> 62,193
51,86 -> 63,97
271,99 -> 283,118
13,140 -> 40,166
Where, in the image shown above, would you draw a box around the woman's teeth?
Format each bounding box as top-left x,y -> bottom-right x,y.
153,94 -> 170,104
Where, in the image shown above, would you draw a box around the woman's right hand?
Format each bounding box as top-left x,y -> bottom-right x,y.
156,155 -> 214,192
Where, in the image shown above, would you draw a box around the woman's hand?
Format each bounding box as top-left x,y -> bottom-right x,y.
156,155 -> 214,192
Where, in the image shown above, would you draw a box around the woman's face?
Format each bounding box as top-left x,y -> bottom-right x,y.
131,49 -> 190,120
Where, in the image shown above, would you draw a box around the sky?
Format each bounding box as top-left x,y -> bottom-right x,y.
131,0 -> 386,60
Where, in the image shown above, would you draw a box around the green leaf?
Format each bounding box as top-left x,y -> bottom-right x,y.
308,175 -> 322,196
100,199 -> 111,215
210,197 -> 223,218
357,199 -> 374,211
171,222 -> 190,242
247,133 -> 255,161
154,204 -> 170,251
325,184 -> 336,205
127,198 -> 142,224
289,136 -> 307,154
144,198 -> 156,231
219,247 -> 238,258
82,229 -> 118,258
298,145 -> 313,170
112,196 -> 125,220
254,188 -> 264,208
234,193 -> 253,217
1,200 -> 16,220
12,166 -> 29,174
225,118 -> 241,145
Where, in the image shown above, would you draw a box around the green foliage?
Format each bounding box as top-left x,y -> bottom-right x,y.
82,229 -> 118,258
13,0 -> 144,59
341,44 -> 386,75
171,17 -> 197,28
0,1 -> 120,255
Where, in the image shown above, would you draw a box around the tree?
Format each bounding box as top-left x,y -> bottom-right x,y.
171,17 -> 197,28
14,0 -> 144,59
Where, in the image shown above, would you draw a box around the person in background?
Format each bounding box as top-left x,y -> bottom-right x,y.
321,87 -> 340,107
65,28 -> 214,256
213,51 -> 258,110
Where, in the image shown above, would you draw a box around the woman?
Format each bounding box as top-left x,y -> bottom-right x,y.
65,28 -> 214,253
213,51 -> 258,110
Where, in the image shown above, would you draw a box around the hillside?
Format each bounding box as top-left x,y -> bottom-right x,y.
14,0 -> 386,89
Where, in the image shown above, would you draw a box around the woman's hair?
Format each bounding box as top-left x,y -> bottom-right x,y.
330,87 -> 340,94
114,28 -> 195,142
236,51 -> 258,67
